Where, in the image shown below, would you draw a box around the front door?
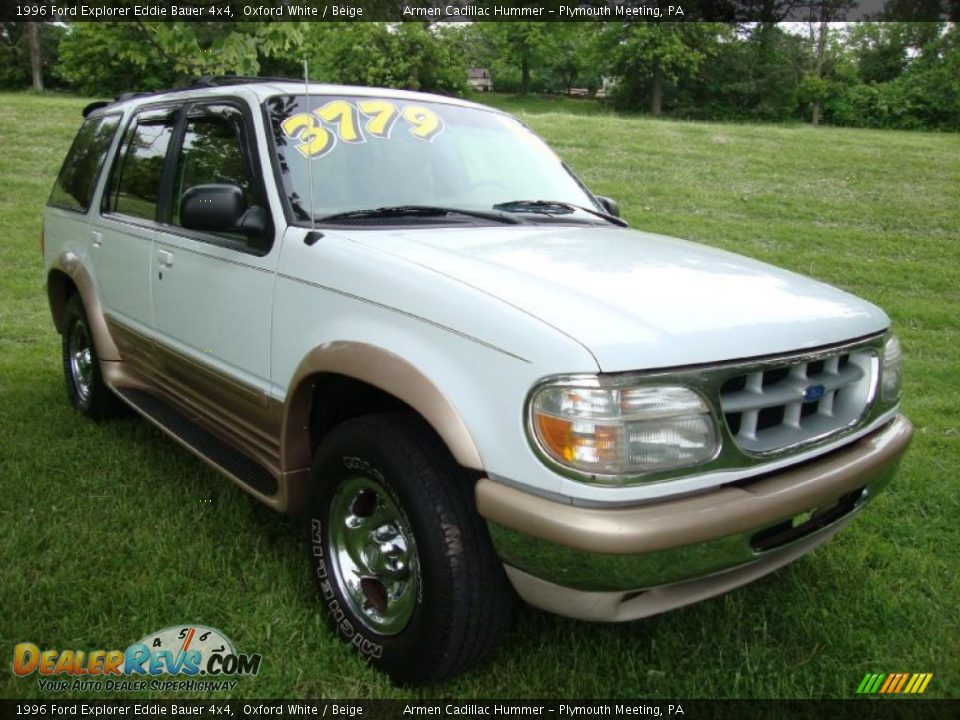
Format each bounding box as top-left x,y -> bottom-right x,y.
149,101 -> 279,452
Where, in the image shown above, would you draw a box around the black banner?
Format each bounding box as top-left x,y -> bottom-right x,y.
2,700 -> 960,720
5,0 -> 959,23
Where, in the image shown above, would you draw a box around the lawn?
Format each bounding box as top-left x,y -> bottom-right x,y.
1,91 -> 958,700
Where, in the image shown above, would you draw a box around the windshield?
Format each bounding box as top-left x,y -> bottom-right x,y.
264,94 -> 602,224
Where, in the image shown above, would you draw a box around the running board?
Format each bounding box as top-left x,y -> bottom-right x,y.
115,388 -> 278,497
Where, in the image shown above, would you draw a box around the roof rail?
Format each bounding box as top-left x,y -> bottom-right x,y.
115,91 -> 154,103
89,75 -> 308,116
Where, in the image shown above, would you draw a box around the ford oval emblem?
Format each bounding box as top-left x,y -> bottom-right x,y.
803,384 -> 826,402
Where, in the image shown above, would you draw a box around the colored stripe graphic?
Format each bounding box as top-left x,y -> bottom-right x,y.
857,672 -> 933,694
893,674 -> 909,693
879,674 -> 896,693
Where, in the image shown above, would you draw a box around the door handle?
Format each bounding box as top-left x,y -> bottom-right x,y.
157,249 -> 174,268
91,231 -> 102,249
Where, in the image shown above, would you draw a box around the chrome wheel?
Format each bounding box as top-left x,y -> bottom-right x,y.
68,320 -> 94,404
328,476 -> 419,635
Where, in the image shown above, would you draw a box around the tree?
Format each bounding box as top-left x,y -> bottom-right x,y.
543,23 -> 602,94
475,23 -> 554,95
803,2 -> 857,126
302,23 -> 467,95
601,23 -> 720,115
678,24 -> 807,121
55,22 -> 305,96
0,22 -> 63,90
28,22 -> 42,90
846,22 -> 944,83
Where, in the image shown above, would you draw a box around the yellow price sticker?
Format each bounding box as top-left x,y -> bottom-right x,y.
357,99 -> 399,138
280,99 -> 445,158
315,100 -> 363,143
280,113 -> 334,159
401,105 -> 444,141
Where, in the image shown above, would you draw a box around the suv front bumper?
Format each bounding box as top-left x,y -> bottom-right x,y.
476,414 -> 913,621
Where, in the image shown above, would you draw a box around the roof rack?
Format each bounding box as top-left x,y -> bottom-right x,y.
115,91 -> 155,102
190,75 -> 304,88
83,75 -> 312,117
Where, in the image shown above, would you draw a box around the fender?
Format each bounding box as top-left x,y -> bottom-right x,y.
47,252 -> 120,361
281,341 -> 484,513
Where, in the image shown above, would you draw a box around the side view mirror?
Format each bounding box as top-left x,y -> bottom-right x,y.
181,184 -> 251,234
596,196 -> 620,218
236,205 -> 269,239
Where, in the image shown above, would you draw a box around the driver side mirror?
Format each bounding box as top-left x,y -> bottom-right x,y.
596,196 -> 620,218
180,184 -> 268,239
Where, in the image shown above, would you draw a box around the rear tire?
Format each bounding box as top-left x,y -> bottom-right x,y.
306,412 -> 513,684
62,294 -> 121,420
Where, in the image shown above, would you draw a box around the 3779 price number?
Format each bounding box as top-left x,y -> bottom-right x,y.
281,100 -> 444,159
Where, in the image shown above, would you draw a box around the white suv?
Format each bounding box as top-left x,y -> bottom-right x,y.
44,78 -> 912,684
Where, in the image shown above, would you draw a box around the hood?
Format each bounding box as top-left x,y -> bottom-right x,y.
346,225 -> 889,372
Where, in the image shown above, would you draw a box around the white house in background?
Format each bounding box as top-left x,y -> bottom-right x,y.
596,75 -> 621,98
467,68 -> 492,92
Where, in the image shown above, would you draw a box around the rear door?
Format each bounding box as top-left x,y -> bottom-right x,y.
97,106 -> 180,345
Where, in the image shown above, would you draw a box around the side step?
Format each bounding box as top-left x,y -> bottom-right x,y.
116,388 -> 278,497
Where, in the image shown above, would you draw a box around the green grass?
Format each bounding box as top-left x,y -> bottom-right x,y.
1,91 -> 959,700
470,91 -> 613,116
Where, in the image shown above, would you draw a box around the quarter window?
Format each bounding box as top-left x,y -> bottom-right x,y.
48,114 -> 120,213
106,109 -> 177,221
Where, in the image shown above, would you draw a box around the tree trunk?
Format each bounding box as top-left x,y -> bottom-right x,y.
650,58 -> 663,116
811,19 -> 828,127
520,55 -> 530,95
757,21 -> 776,62
28,22 -> 43,92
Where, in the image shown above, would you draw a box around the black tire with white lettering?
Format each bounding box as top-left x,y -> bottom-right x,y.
62,294 -> 121,420
307,412 -> 513,684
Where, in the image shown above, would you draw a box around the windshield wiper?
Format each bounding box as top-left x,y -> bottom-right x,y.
316,205 -> 521,225
492,199 -> 627,227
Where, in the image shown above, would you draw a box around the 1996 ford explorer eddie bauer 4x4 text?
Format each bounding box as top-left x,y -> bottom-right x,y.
43,78 -> 912,684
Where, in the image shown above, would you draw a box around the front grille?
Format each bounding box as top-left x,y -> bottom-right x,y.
720,349 -> 875,454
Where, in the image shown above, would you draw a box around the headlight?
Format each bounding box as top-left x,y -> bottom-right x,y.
529,381 -> 719,481
881,334 -> 902,403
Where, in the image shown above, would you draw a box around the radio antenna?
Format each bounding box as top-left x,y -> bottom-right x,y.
304,56 -> 316,231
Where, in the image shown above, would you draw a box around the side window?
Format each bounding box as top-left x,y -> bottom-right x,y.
105,109 -> 177,221
48,114 -> 120,212
173,104 -> 262,247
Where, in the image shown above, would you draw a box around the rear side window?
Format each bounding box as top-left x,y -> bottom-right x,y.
48,115 -> 120,213
105,109 -> 177,221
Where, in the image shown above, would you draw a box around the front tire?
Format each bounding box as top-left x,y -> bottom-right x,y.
62,294 -> 120,420
307,413 -> 513,684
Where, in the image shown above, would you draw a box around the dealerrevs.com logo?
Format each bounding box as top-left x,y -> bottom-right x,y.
12,625 -> 262,692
